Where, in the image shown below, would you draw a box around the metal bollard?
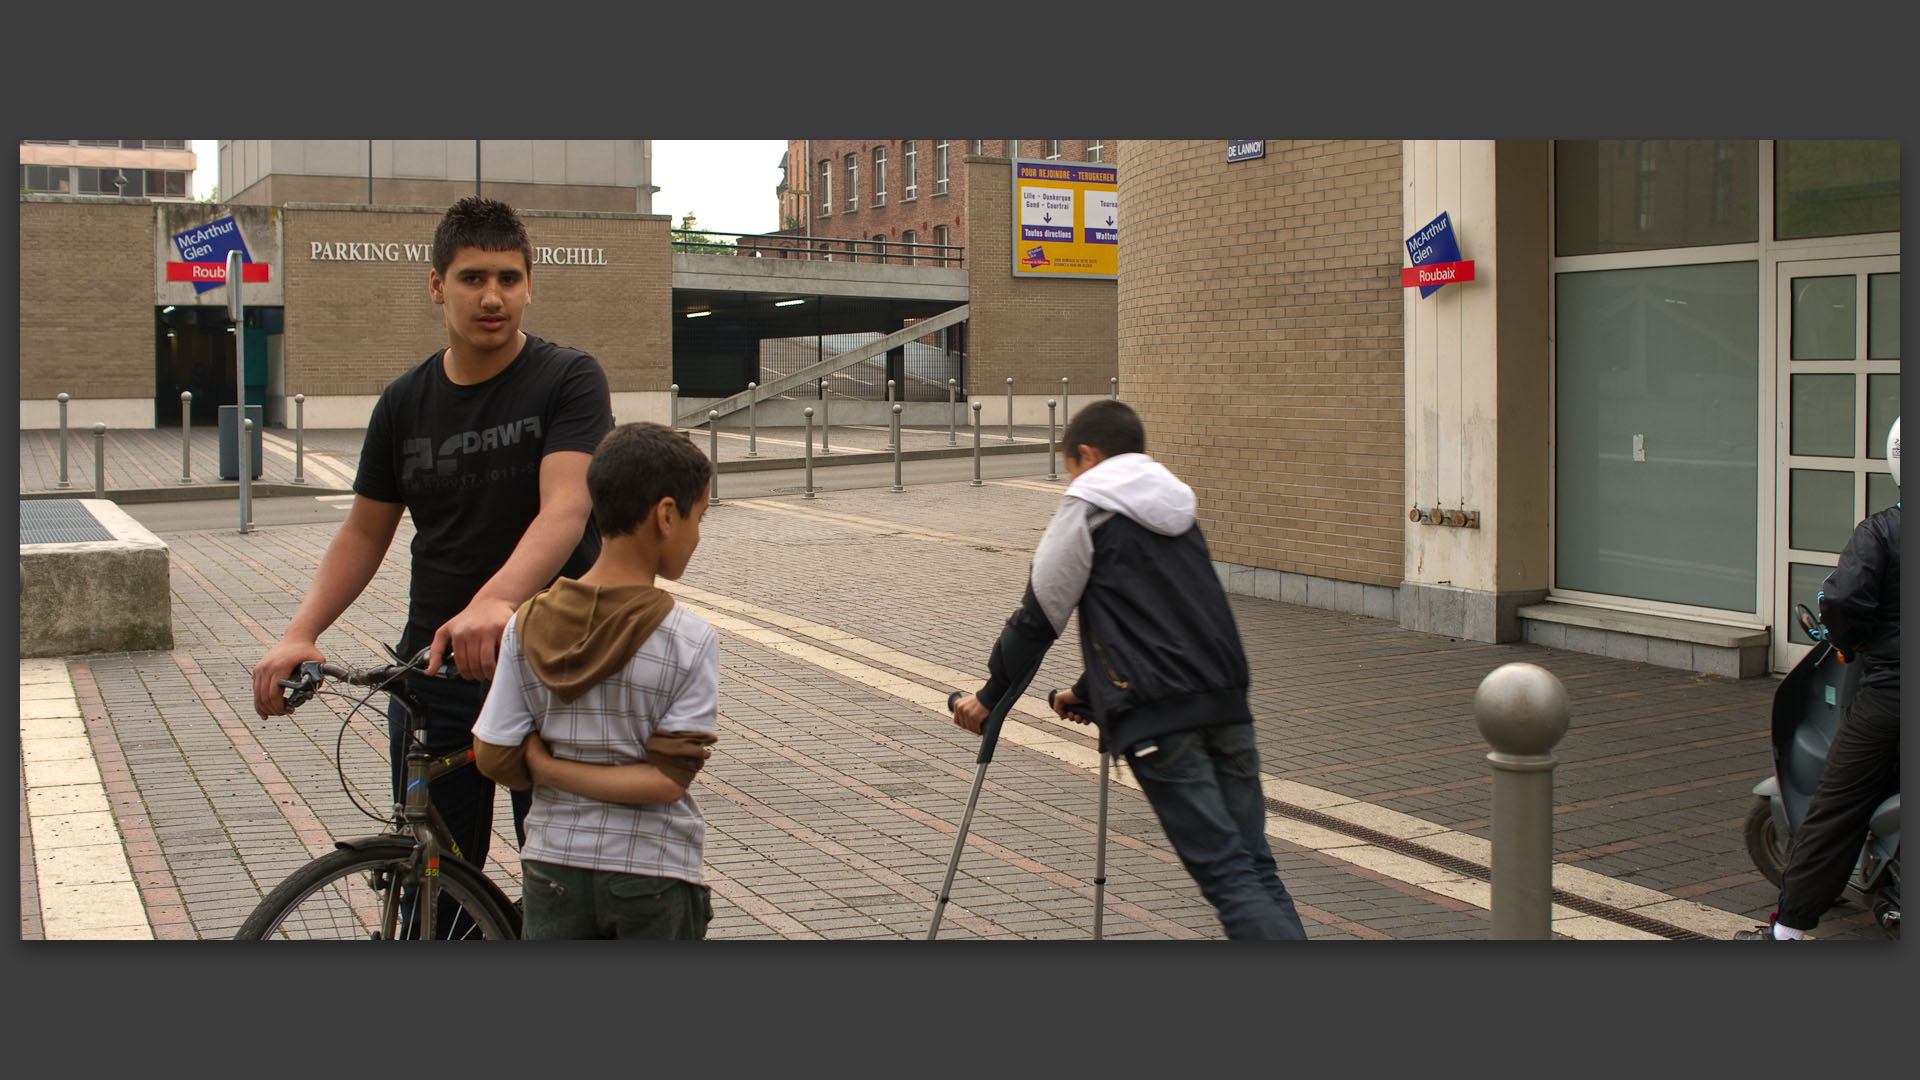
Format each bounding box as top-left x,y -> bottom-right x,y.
1005,377 -> 1014,443
240,419 -> 254,533
292,393 -> 307,484
886,380 -> 897,449
802,407 -> 816,499
179,391 -> 193,483
948,378 -> 958,445
970,401 -> 984,487
1061,377 -> 1070,424
1110,376 -> 1119,400
669,384 -> 680,433
92,422 -> 106,499
1472,662 -> 1570,940
747,382 -> 758,457
1046,399 -> 1059,481
821,381 -> 832,453
891,404 -> 904,492
708,411 -> 722,505
57,393 -> 71,488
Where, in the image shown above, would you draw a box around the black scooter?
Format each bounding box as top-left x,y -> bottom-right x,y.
1744,605 -> 1900,935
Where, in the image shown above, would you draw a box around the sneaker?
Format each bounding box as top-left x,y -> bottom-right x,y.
1733,924 -> 1780,940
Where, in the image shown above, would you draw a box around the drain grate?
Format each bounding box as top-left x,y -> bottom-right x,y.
1263,796 -> 1714,941
20,500 -> 114,544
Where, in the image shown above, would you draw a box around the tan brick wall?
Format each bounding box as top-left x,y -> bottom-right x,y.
1115,140 -> 1405,589
961,157 -> 1117,394
232,174 -> 642,214
19,199 -> 156,401
280,207 -> 671,400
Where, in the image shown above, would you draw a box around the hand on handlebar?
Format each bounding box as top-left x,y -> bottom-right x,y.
1048,688 -> 1093,724
254,639 -> 326,718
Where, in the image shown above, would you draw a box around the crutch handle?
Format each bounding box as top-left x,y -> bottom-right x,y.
1047,688 -> 1093,720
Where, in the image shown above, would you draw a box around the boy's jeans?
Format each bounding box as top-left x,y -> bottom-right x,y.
1126,721 -> 1308,940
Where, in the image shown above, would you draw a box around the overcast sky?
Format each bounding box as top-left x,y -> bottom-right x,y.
191,140 -> 787,235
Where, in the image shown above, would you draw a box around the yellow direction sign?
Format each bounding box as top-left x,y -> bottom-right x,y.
1011,159 -> 1117,279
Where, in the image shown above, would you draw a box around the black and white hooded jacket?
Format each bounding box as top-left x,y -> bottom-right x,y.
975,452 -> 1252,755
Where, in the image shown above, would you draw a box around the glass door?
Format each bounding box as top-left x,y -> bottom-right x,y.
1773,256 -> 1900,670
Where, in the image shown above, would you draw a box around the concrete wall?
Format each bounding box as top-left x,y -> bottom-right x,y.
1115,140 -> 1406,592
19,197 -> 157,425
19,500 -> 171,657
961,156 -> 1118,424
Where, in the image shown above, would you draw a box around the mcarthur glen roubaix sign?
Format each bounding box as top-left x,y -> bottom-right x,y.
1401,211 -> 1474,298
307,241 -> 611,266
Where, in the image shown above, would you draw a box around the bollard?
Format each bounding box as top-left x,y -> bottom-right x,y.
886,380 -> 897,449
821,381 -> 832,453
1472,662 -> 1570,940
1110,376 -> 1119,400
293,393 -> 307,484
891,404 -> 904,493
669,384 -> 680,433
239,419 -> 254,533
948,378 -> 958,445
1005,377 -> 1014,443
1046,399 -> 1059,481
802,407 -> 816,499
57,393 -> 71,488
1061,377 -> 1070,424
708,411 -> 722,505
92,422 -> 106,499
179,391 -> 193,483
970,401 -> 984,487
747,382 -> 759,457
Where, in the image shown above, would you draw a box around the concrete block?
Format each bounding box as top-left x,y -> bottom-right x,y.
1227,562 -> 1256,597
1362,584 -> 1397,622
1253,567 -> 1281,602
1427,587 -> 1463,638
1521,620 -> 1565,649
1694,645 -> 1741,680
20,499 -> 171,657
1645,637 -> 1695,672
1562,626 -> 1608,657
1280,572 -> 1308,606
1739,645 -> 1770,679
1211,560 -> 1230,589
1461,594 -> 1497,643
1332,579 -> 1363,615
1598,631 -> 1651,664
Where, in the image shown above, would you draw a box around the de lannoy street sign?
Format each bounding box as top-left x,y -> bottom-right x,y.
1402,211 -> 1473,298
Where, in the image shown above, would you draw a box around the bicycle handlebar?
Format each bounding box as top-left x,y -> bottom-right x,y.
276,651 -> 462,710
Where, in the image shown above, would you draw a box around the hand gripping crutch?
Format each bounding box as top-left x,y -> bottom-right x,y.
926,658 -> 1046,940
1050,688 -> 1109,940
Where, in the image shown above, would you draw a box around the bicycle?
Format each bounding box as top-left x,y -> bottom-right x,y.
233,650 -> 522,940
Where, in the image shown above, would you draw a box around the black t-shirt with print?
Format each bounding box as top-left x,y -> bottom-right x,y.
355,334 -> 613,658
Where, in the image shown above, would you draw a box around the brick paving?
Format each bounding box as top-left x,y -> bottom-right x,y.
17,430 -> 1895,942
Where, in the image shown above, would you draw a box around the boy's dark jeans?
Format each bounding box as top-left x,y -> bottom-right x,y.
1777,686 -> 1900,930
387,675 -> 532,936
521,860 -> 713,940
1125,721 -> 1308,940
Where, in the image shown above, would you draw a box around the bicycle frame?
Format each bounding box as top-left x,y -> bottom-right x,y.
383,682 -> 485,941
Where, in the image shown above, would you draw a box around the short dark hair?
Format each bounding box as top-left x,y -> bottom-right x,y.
586,422 -> 713,538
432,196 -> 534,276
1062,398 -> 1145,462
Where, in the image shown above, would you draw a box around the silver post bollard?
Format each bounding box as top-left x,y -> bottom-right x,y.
708,411 -> 722,505
292,393 -> 307,484
802,407 -> 816,499
669,383 -> 680,434
891,404 -> 904,493
179,391 -> 193,483
886,380 -> 897,449
1005,377 -> 1014,443
747,382 -> 759,457
970,401 -> 984,487
92,422 -> 106,499
1061,376 -> 1070,424
240,419 -> 254,533
1473,662 -> 1570,940
1046,399 -> 1059,481
947,378 -> 958,445
57,393 -> 71,488
1110,376 -> 1119,400
821,382 -> 832,453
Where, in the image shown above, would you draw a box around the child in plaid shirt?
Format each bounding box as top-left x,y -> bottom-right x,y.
474,422 -> 720,939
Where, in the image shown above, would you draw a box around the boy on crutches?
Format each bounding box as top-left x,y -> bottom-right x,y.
948,400 -> 1306,939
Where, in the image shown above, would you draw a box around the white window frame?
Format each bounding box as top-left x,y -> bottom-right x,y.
933,224 -> 949,264
1087,139 -> 1104,162
1044,140 -> 1061,160
818,159 -> 831,217
903,141 -> 917,201
901,228 -> 917,265
846,153 -> 858,212
872,145 -> 887,206
936,141 -> 950,196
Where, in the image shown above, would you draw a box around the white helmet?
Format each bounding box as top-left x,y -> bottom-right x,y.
1889,417 -> 1900,488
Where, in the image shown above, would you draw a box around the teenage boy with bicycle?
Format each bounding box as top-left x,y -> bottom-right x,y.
251,197 -> 613,896
948,399 -> 1308,939
473,422 -> 720,939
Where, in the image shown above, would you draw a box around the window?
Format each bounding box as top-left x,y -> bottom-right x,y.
872,145 -> 886,205
902,229 -> 917,265
146,170 -> 188,197
818,159 -> 831,216
143,140 -> 188,151
903,140 -> 917,200
933,224 -> 949,264
873,233 -> 888,263
1045,140 -> 1061,160
77,166 -> 137,195
970,140 -> 983,155
935,140 -> 950,195
1636,142 -> 1657,232
20,164 -> 70,193
1775,140 -> 1900,240
77,139 -> 120,148
846,153 -> 858,212
22,139 -> 70,146
1087,139 -> 1104,162
1554,141 -> 1757,255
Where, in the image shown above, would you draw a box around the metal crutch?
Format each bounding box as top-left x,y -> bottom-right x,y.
1051,688 -> 1108,940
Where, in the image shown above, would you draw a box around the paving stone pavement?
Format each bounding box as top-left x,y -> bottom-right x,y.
17,435 -> 1896,942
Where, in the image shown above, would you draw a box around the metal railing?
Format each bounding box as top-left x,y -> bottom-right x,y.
671,229 -> 964,268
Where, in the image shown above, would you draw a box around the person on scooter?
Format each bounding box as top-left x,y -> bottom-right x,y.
1738,418 -> 1900,940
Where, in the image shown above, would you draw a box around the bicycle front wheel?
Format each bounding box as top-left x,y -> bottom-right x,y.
234,837 -> 519,940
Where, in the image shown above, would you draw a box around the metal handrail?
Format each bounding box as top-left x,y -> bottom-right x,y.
671,229 -> 964,268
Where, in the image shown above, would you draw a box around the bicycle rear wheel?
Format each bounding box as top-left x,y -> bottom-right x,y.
234,837 -> 519,940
